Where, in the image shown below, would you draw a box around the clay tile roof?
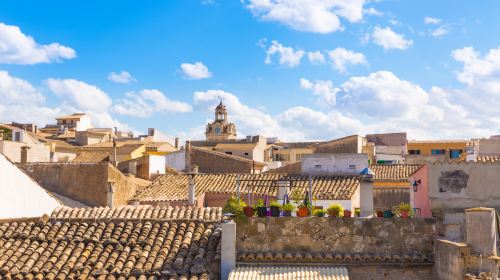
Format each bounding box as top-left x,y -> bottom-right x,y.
51,205 -> 223,221
229,266 -> 349,280
72,150 -> 110,163
0,210 -> 222,279
370,164 -> 422,182
131,174 -> 360,203
474,155 -> 500,163
117,143 -> 145,155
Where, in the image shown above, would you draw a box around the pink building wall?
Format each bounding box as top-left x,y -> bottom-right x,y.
410,164 -> 432,218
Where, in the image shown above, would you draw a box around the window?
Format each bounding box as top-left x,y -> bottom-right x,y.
244,152 -> 249,156
225,152 -> 232,155
275,154 -> 290,161
314,164 -> 322,169
450,149 -> 463,159
431,149 -> 446,155
409,150 -> 421,155
14,132 -> 21,142
349,164 -> 356,170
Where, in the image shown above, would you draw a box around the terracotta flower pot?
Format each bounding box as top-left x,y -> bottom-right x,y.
400,210 -> 409,218
257,206 -> 267,217
270,206 -> 280,217
297,207 -> 308,217
243,206 -> 254,217
376,211 -> 384,218
343,210 -> 352,218
328,210 -> 340,217
283,210 -> 292,217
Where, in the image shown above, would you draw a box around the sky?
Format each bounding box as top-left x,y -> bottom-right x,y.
0,0 -> 500,141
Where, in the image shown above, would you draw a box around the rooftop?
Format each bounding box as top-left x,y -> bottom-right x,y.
229,266 -> 349,280
0,205 -> 223,279
370,164 -> 422,182
131,174 -> 360,203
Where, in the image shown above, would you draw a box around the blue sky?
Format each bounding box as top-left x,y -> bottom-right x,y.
0,0 -> 500,141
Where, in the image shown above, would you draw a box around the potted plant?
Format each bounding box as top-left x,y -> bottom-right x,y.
255,199 -> 267,217
343,209 -> 352,218
313,209 -> 326,217
290,189 -> 309,217
243,205 -> 254,217
376,210 -> 384,218
383,209 -> 393,218
355,208 -> 361,217
281,202 -> 295,216
327,203 -> 344,217
269,200 -> 281,217
398,202 -> 413,218
222,196 -> 247,221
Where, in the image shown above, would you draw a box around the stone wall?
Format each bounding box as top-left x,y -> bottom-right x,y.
236,217 -> 435,257
190,147 -> 258,173
428,162 -> 500,210
20,162 -> 138,207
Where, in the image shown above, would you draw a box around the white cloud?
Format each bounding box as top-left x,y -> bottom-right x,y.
372,26 -> 413,50
364,7 -> 383,16
389,19 -> 400,25
300,78 -> 337,106
452,46 -> 500,93
431,25 -> 450,37
265,40 -> 304,68
327,47 -> 367,73
424,17 -> 442,25
114,89 -> 192,117
0,71 -> 59,125
180,62 -> 212,80
0,22 -> 76,64
107,71 -> 136,84
244,0 -> 368,34
45,78 -> 112,112
308,51 -> 326,65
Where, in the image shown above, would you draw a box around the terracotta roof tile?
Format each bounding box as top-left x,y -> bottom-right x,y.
228,266 -> 349,280
131,174 -> 360,203
50,206 -> 223,221
237,251 -> 432,264
370,164 -> 422,182
0,215 -> 221,279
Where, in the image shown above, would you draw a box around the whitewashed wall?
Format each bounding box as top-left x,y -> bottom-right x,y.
0,154 -> 60,218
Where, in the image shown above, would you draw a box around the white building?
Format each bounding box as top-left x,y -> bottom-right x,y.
0,153 -> 61,218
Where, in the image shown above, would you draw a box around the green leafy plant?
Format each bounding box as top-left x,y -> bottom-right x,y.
281,202 -> 296,211
289,189 -> 304,207
254,198 -> 265,208
397,202 -> 413,217
327,203 -> 344,217
269,200 -> 281,208
313,209 -> 326,217
222,196 -> 247,222
355,208 -> 361,217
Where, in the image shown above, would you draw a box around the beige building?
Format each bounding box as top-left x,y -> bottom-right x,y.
0,124 -> 51,163
205,101 -> 237,141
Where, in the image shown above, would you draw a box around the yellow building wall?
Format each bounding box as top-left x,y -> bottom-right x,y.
407,141 -> 466,155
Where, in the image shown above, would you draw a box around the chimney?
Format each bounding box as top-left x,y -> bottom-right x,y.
185,141 -> 192,172
221,221 -> 236,279
466,141 -> 478,162
148,128 -> 155,136
175,137 -> 179,149
20,146 -> 30,163
128,161 -> 137,175
246,135 -> 252,142
188,175 -> 196,206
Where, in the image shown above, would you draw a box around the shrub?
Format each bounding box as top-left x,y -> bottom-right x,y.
222,196 -> 247,222
314,209 -> 326,217
327,203 -> 344,217
281,202 -> 296,211
254,198 -> 266,208
269,200 -> 281,208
